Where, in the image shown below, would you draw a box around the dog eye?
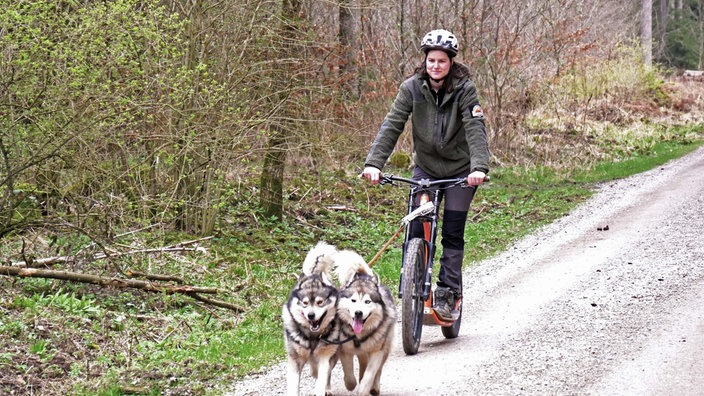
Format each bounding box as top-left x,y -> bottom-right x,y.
365,299 -> 372,304
316,300 -> 324,306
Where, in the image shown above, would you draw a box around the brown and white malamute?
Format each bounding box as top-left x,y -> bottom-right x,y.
335,249 -> 397,396
282,242 -> 340,396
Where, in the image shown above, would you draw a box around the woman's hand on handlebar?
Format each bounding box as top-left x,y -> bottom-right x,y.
361,166 -> 382,185
466,171 -> 487,186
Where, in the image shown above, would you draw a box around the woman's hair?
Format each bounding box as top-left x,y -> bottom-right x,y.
411,58 -> 470,93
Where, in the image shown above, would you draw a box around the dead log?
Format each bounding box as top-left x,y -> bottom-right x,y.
0,265 -> 244,312
683,69 -> 704,78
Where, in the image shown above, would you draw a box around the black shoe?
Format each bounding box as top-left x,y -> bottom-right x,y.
433,287 -> 458,321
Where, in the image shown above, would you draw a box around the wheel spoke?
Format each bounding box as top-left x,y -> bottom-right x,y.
401,238 -> 426,355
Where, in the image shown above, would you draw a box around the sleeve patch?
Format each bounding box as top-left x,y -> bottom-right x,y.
471,104 -> 484,118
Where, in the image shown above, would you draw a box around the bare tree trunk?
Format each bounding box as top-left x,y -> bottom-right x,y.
700,1 -> 704,69
259,0 -> 303,220
655,0 -> 669,59
260,131 -> 286,219
399,0 -> 407,75
641,0 -> 653,65
339,0 -> 358,96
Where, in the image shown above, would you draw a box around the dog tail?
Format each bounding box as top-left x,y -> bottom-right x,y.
302,241 -> 338,280
334,249 -> 374,285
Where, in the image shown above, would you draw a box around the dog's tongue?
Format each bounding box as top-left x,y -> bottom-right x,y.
353,317 -> 364,334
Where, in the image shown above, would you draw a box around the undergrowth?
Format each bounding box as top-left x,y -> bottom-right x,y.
2,136 -> 702,395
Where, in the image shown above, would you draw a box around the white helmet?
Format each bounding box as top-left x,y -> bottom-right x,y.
420,29 -> 459,57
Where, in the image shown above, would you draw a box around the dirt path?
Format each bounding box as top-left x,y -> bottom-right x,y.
229,146 -> 704,396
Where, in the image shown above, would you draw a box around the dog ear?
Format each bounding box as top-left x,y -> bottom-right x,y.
357,269 -> 380,285
342,272 -> 359,289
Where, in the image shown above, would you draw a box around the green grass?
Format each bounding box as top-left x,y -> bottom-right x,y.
1,139 -> 702,395
575,140 -> 703,182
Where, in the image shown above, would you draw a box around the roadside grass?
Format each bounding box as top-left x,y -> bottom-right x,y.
575,138 -> 703,182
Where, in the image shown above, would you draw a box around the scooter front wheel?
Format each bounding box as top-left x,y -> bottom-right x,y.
401,238 -> 427,355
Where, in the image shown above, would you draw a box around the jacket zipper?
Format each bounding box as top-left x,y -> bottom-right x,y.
435,96 -> 445,148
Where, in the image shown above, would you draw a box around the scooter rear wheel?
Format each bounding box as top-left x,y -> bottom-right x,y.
401,238 -> 427,355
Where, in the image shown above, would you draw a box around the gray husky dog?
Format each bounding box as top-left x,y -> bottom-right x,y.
282,242 -> 341,396
335,249 -> 397,396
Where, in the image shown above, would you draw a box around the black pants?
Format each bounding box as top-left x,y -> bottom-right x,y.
408,166 -> 476,292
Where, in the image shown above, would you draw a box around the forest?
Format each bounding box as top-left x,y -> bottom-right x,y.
1,0 -> 703,394
2,0 -> 704,233
2,0 -> 703,235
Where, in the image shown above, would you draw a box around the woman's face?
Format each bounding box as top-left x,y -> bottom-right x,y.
425,50 -> 452,81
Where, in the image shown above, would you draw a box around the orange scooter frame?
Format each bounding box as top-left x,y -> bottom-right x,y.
418,198 -> 461,328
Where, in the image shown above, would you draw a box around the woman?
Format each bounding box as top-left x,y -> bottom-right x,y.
361,29 -> 490,321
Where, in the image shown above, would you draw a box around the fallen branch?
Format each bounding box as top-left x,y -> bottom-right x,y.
0,265 -> 218,294
471,206 -> 486,222
92,245 -> 208,260
10,236 -> 213,268
1,236 -> 244,312
186,292 -> 244,312
326,205 -> 358,212
126,269 -> 185,283
123,270 -> 244,311
0,265 -> 244,312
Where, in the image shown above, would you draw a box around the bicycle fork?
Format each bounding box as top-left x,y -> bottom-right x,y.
399,190 -> 443,301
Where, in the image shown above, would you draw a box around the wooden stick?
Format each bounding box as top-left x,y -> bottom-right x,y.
367,224 -> 405,267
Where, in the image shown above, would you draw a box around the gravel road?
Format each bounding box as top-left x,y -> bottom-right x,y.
229,146 -> 704,396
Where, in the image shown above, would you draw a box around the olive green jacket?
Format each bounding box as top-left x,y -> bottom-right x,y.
365,62 -> 490,178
